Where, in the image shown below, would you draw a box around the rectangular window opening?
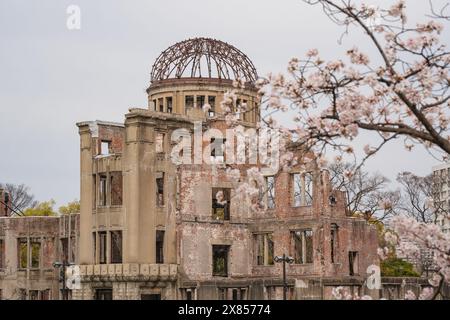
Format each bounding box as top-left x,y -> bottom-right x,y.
40,290 -> 50,300
92,175 -> 97,209
266,176 -> 275,209
141,294 -> 161,300
293,173 -> 302,207
208,96 -> 216,117
30,240 -> 40,269
331,224 -> 338,263
156,230 -> 164,264
93,232 -> 97,263
158,98 -> 164,112
61,238 -> 69,263
210,138 -> 225,162
166,97 -> 173,113
349,251 -> 359,276
99,231 -> 107,264
99,174 -> 107,206
196,95 -> 205,108
110,172 -> 123,206
212,245 -> 229,277
156,172 -> 165,207
254,233 -> 274,266
218,288 -> 227,300
0,239 -> 4,269
185,95 -> 194,111
292,173 -> 313,206
100,141 -> 111,155
95,289 -> 113,300
212,188 -> 231,221
291,230 -> 313,264
18,238 -> 27,269
110,231 -> 122,264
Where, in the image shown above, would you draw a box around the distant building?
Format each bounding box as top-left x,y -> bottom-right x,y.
432,162 -> 450,234
0,189 -> 11,217
0,214 -> 79,300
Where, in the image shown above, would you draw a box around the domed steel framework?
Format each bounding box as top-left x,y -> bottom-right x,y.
150,38 -> 258,83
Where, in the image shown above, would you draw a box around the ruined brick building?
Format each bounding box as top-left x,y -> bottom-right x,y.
0,213 -> 79,300
72,38 -> 380,300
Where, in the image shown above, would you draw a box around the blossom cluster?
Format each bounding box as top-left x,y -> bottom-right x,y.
258,0 -> 450,173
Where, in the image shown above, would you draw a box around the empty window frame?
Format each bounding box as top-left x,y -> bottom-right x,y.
243,101 -> 252,122
212,188 -> 231,220
291,230 -> 313,264
99,174 -> 107,206
266,286 -> 276,300
40,290 -> 50,300
100,141 -> 111,155
185,289 -> 193,300
18,289 -> 27,300
152,99 -> 157,111
110,231 -> 122,264
265,176 -> 276,209
155,133 -> 165,153
254,233 -> 274,266
210,138 -> 225,161
92,175 -> 97,209
196,95 -> 205,108
331,224 -> 338,263
158,98 -> 164,112
18,238 -> 27,269
239,100 -> 247,120
29,240 -> 39,268
70,236 -> 76,263
235,98 -> 241,113
156,172 -> 165,207
208,96 -> 216,117
212,245 -> 230,277
156,230 -> 164,264
218,288 -> 227,300
141,294 -> 161,300
29,290 -> 39,300
0,239 -> 4,269
95,288 -> 113,300
240,288 -> 247,300
185,95 -> 194,110
304,173 -> 313,205
92,232 -> 97,263
349,251 -> 359,276
61,238 -> 69,263
292,173 -> 313,207
166,97 -> 173,113
110,172 -> 123,206
99,231 -> 107,264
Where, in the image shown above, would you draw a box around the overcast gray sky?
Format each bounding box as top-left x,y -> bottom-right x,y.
0,0 -> 448,208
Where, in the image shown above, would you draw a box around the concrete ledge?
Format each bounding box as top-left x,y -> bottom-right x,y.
79,263 -> 178,282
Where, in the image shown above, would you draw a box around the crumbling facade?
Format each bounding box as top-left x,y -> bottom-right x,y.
0,188 -> 11,217
0,214 -> 79,300
73,38 -> 381,300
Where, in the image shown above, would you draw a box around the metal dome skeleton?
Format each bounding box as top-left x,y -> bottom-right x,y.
150,38 -> 258,83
